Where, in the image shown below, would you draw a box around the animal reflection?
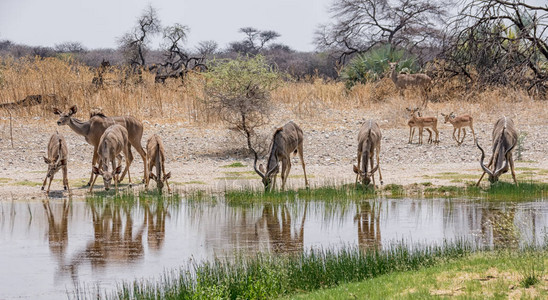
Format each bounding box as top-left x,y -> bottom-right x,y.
354,202 -> 381,250
255,203 -> 307,253
62,201 -> 169,280
43,200 -> 70,260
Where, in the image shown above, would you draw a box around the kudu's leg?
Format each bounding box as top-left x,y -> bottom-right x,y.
89,173 -> 99,192
376,146 -> 383,185
162,160 -> 171,193
355,151 -> 361,187
46,173 -> 55,195
452,127 -> 458,143
63,164 -> 70,194
427,128 -> 433,144
119,147 -> 133,182
128,137 -> 147,184
42,173 -> 49,191
369,155 -> 375,188
298,144 -> 308,188
509,155 -> 519,186
88,149 -> 98,186
418,128 -> 423,145
281,159 -> 291,191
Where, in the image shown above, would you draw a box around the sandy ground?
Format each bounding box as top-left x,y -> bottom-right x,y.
0,104 -> 547,200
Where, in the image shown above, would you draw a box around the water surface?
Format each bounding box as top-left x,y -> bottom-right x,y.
0,196 -> 546,299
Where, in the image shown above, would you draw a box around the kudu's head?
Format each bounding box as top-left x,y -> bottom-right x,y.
150,172 -> 171,190
43,156 -> 66,178
253,152 -> 278,192
353,164 -> 378,186
53,105 -> 78,126
441,112 -> 456,124
476,140 -> 515,184
93,165 -> 122,191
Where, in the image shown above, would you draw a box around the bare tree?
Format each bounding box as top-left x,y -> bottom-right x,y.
228,27 -> 281,55
55,41 -> 86,53
118,5 -> 161,68
315,0 -> 450,63
443,0 -> 548,93
153,23 -> 206,83
196,40 -> 218,57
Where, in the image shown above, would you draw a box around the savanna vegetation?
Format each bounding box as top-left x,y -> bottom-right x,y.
1,1 -> 547,298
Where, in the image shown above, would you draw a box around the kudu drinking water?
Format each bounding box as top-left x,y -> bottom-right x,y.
353,120 -> 383,188
476,116 -> 518,186
53,105 -> 147,186
253,121 -> 309,191
90,124 -> 132,191
145,134 -> 171,193
42,131 -> 70,195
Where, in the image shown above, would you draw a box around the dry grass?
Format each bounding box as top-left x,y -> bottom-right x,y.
1,57 -> 546,129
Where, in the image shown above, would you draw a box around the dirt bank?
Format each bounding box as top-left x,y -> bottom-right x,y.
1,102 -> 547,200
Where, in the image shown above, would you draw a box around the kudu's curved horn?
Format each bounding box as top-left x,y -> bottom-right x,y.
252,149 -> 265,179
265,161 -> 279,178
492,142 -> 516,178
476,140 -> 494,177
367,164 -> 379,177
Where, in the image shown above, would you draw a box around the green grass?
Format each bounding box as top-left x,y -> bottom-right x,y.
289,249 -> 547,299
225,184 -> 376,205
107,241 -> 475,300
220,162 -> 247,168
86,189 -> 182,206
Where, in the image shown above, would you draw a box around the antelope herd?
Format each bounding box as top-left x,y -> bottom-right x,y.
42,104 -> 519,196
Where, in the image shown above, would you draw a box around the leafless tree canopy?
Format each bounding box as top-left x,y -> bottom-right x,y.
443,0 -> 548,92
151,24 -> 206,83
54,41 -> 86,53
228,27 -> 281,55
316,0 -> 450,63
117,5 -> 161,67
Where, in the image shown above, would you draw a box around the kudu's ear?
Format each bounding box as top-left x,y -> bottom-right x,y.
114,165 -> 122,175
43,156 -> 51,164
52,107 -> 62,115
441,113 -> 446,117
259,164 -> 265,174
353,164 -> 360,174
92,166 -> 101,175
69,105 -> 78,115
164,172 -> 172,180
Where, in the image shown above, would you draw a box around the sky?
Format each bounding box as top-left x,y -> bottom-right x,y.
0,0 -> 333,52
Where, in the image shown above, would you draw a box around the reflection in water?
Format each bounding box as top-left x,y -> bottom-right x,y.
255,203 -> 308,253
355,201 -> 381,250
43,199 -> 70,261
145,202 -> 170,252
1,197 -> 547,299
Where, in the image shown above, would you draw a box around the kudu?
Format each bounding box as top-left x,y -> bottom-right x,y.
53,105 -> 147,185
441,112 -> 476,146
90,124 -> 132,192
389,62 -> 432,108
353,120 -> 383,188
476,117 -> 518,186
253,121 -> 309,191
406,107 -> 439,144
145,134 -> 171,193
42,131 -> 70,195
